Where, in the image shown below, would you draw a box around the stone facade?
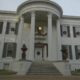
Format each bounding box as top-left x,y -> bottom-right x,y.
0,0 -> 80,72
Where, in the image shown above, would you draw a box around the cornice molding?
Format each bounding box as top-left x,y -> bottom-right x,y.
17,0 -> 63,16
62,15 -> 80,20
0,10 -> 17,15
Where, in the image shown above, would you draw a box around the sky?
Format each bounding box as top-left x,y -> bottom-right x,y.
0,0 -> 80,16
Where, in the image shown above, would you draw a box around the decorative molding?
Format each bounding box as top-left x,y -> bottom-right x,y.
17,0 -> 63,15
63,31 -> 67,35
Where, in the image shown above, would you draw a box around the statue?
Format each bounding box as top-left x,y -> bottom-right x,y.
61,46 -> 68,61
21,44 -> 27,60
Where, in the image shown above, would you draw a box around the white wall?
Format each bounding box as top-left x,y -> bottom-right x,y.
61,18 -> 80,62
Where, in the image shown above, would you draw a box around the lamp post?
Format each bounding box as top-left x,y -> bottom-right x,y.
21,44 -> 27,60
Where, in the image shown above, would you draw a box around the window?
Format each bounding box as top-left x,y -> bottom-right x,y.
75,45 -> 80,60
60,24 -> 70,37
5,22 -> 18,35
62,45 -> 72,60
2,43 -> 17,58
73,25 -> 80,37
0,22 -> 3,34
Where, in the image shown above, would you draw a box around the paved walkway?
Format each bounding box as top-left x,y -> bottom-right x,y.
0,75 -> 80,80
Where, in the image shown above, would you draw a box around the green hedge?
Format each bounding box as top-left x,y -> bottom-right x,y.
0,70 -> 17,75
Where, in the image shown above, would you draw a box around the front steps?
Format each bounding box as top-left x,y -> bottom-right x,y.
28,61 -> 61,75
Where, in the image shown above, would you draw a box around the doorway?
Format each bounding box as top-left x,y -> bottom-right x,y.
35,43 -> 48,61
35,47 -> 43,61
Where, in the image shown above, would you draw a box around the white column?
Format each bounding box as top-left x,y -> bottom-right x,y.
16,17 -> 24,60
70,25 -> 73,38
70,25 -> 76,60
2,21 -> 7,35
56,19 -> 62,60
29,12 -> 35,60
0,21 -> 7,59
72,45 -> 76,60
48,13 -> 53,60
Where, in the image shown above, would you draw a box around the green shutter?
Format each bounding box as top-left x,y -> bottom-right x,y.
73,27 -> 76,37
6,22 -> 10,34
0,22 -> 3,34
2,43 -> 7,58
60,25 -> 63,37
75,46 -> 78,59
12,43 -> 17,58
69,45 -> 72,59
15,23 -> 18,35
67,26 -> 70,37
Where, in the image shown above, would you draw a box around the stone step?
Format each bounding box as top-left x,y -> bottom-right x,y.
28,61 -> 61,75
28,73 -> 61,75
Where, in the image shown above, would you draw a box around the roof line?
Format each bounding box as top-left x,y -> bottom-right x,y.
0,10 -> 17,15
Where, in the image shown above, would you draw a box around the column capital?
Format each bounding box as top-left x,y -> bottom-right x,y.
31,11 -> 36,17
31,11 -> 35,14
20,16 -> 24,21
47,12 -> 53,16
18,16 -> 24,22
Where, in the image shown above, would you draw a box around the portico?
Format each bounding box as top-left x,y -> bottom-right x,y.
17,11 -> 60,61
15,0 -> 63,61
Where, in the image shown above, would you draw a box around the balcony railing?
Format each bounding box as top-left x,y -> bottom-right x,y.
35,32 -> 47,40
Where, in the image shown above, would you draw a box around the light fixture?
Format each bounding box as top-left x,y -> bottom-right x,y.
38,26 -> 42,31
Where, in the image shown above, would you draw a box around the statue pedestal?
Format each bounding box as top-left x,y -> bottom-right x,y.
12,60 -> 32,75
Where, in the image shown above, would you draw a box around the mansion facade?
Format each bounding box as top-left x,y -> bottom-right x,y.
0,0 -> 80,73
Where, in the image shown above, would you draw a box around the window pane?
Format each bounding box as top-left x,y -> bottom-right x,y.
7,43 -> 13,57
73,25 -> 80,38
60,24 -> 70,37
2,43 -> 17,58
75,45 -> 80,60
62,45 -> 72,60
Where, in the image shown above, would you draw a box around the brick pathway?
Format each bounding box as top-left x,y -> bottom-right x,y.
0,75 -> 80,80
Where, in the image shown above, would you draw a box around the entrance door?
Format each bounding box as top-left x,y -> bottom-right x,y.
35,48 -> 43,61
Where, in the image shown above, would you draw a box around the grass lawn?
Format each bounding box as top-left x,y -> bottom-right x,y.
72,69 -> 80,75
0,70 -> 17,75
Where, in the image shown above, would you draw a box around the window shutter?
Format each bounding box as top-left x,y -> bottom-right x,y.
2,43 -> 7,58
6,22 -> 10,34
0,22 -> 3,34
69,45 -> 72,59
12,43 -> 17,58
15,23 -> 18,35
67,26 -> 70,37
60,25 -> 63,37
73,27 -> 76,37
75,46 -> 78,59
